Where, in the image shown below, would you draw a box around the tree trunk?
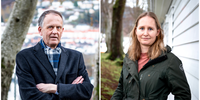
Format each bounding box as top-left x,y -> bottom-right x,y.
1,0 -> 37,100
105,16 -> 112,53
108,0 -> 126,60
101,0 -> 114,53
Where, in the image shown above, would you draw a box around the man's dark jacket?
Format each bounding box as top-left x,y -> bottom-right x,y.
16,42 -> 93,100
111,46 -> 191,100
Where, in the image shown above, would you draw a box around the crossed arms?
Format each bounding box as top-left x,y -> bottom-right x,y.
16,50 -> 93,100
36,76 -> 84,94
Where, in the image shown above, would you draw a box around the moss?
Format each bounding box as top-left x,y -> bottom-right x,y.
113,0 -> 126,16
1,58 -> 5,68
113,0 -> 120,8
1,58 -> 15,100
102,85 -> 115,95
101,53 -> 123,99
115,58 -> 124,66
95,82 -> 99,98
101,95 -> 108,100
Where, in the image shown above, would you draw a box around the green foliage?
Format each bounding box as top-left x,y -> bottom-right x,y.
101,95 -> 108,100
102,85 -> 115,95
101,53 -> 123,99
107,51 -> 124,61
115,58 -> 124,66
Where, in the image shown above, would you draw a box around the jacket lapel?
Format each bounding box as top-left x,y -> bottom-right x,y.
33,43 -> 56,79
142,45 -> 170,70
125,55 -> 139,86
55,47 -> 68,83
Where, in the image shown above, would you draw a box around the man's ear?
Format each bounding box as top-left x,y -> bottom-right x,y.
38,26 -> 42,36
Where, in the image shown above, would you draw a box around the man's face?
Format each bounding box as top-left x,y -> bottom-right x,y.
38,13 -> 64,49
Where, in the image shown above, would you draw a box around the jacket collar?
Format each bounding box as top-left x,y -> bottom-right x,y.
39,39 -> 62,49
33,42 -> 69,83
55,47 -> 69,83
125,45 -> 171,79
142,45 -> 171,69
142,54 -> 167,70
33,43 -> 56,79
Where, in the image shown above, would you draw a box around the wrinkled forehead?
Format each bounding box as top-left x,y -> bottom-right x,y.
45,13 -> 63,20
43,13 -> 63,26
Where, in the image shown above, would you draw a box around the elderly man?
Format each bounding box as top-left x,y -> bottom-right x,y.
16,10 -> 93,100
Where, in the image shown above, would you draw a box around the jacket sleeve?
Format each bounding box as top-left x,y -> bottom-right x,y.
111,57 -> 126,100
58,53 -> 94,100
16,53 -> 57,100
166,54 -> 191,100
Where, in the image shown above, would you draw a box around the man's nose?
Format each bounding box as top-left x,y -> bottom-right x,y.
52,27 -> 58,33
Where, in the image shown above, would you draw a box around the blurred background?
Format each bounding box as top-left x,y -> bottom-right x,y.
100,0 -> 199,100
1,0 -> 99,100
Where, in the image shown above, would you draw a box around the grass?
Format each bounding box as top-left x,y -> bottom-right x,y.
101,53 -> 123,100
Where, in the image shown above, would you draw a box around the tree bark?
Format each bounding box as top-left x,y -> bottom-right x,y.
1,0 -> 37,100
101,0 -> 114,53
108,0 -> 126,60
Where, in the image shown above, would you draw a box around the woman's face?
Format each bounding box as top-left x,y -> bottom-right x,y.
136,16 -> 160,48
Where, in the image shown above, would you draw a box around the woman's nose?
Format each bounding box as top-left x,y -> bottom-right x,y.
143,29 -> 148,35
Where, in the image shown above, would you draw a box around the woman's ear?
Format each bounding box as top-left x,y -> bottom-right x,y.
157,29 -> 160,36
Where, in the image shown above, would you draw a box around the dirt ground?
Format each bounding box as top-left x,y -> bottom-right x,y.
101,53 -> 122,100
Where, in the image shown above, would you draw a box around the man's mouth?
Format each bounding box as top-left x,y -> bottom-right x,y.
50,36 -> 58,38
50,37 -> 58,40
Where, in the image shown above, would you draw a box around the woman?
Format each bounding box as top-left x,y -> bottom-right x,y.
111,12 -> 191,100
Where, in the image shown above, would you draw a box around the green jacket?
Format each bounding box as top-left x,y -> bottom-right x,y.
111,46 -> 191,100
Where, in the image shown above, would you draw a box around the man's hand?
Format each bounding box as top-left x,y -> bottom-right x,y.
36,76 -> 84,93
36,83 -> 57,93
72,76 -> 84,84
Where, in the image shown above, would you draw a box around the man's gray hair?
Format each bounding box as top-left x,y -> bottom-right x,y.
38,10 -> 63,27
